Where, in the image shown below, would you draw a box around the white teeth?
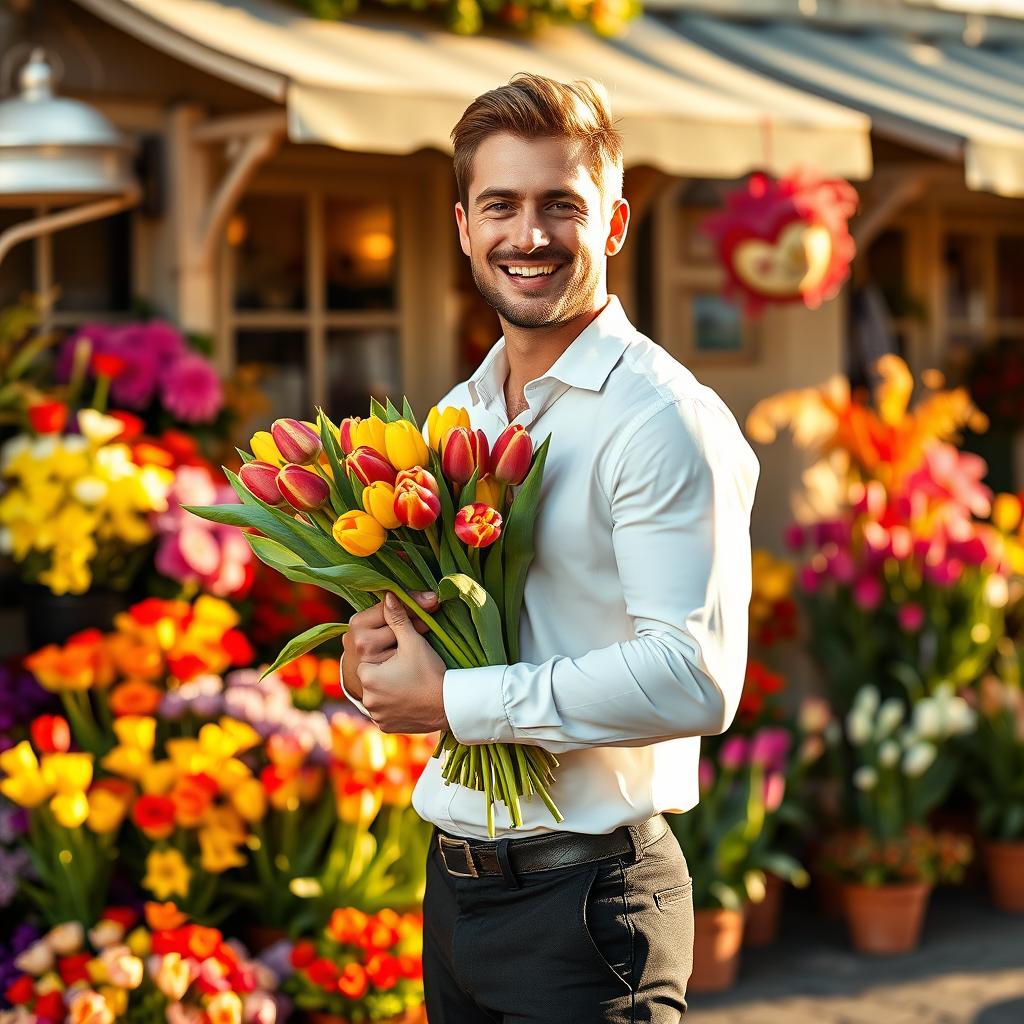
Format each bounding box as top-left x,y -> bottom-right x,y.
505,265 -> 557,277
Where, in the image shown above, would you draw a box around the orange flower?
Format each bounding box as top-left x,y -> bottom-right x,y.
184,924 -> 221,960
169,773 -> 218,827
144,901 -> 188,931
25,632 -> 115,692
337,962 -> 369,1000
327,907 -> 368,945
109,680 -> 163,717
132,794 -> 176,840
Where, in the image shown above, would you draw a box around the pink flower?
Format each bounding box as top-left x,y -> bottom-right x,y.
897,602 -> 925,632
719,736 -> 749,770
697,758 -> 716,791
763,771 -> 786,812
799,566 -> 822,595
749,727 -> 791,771
783,524 -> 805,551
852,575 -> 884,611
160,353 -> 223,423
825,549 -> 855,584
924,557 -> 964,588
140,321 -> 188,362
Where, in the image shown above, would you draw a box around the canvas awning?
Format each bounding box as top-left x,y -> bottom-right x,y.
670,12 -> 1024,198
74,0 -> 872,180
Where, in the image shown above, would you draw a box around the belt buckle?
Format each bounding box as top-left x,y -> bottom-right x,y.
438,835 -> 479,878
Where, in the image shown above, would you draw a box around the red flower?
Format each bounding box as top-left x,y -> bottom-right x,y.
398,953 -> 423,981
289,940 -> 317,969
58,953 -> 93,987
101,906 -> 138,929
91,352 -> 127,378
30,714 -> 71,754
109,410 -> 145,441
4,975 -> 34,1005
129,597 -> 174,625
221,628 -> 254,666
365,952 -> 401,990
307,958 -> 340,991
27,400 -> 68,435
337,962 -> 369,1000
132,794 -> 176,839
167,653 -> 206,682
34,991 -> 66,1022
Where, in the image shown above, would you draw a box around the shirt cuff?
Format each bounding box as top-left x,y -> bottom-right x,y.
443,665 -> 513,745
338,653 -> 372,719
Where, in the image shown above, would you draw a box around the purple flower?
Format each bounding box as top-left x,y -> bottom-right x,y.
160,352 -> 223,423
140,321 -> 187,363
0,848 -> 30,907
0,803 -> 28,845
55,324 -> 116,382
109,329 -> 161,408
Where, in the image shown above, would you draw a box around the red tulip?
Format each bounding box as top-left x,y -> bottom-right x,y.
347,446 -> 397,487
442,428 -> 489,485
27,400 -> 68,435
393,478 -> 440,530
31,714 -> 71,754
490,424 -> 532,485
454,503 -> 502,548
91,351 -> 127,379
395,466 -> 439,499
239,461 -> 286,506
276,464 -> 330,511
271,418 -> 323,465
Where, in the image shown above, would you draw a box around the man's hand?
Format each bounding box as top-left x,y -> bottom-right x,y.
341,590 -> 439,702
354,592 -> 449,734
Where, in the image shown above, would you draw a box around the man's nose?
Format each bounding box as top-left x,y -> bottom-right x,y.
512,221 -> 550,253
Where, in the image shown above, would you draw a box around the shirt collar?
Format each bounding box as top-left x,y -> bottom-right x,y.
467,296 -> 634,407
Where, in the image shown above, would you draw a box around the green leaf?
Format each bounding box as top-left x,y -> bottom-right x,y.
317,409 -> 357,511
261,622 -> 349,679
369,397 -> 389,421
501,434 -> 550,663
248,534 -> 393,599
402,396 -> 418,429
482,530 -> 506,626
384,398 -> 403,422
460,466 -> 480,509
429,450 -> 474,577
437,573 -> 506,664
398,539 -> 439,591
235,447 -> 254,464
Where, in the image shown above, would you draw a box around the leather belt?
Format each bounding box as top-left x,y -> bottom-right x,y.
436,815 -> 669,879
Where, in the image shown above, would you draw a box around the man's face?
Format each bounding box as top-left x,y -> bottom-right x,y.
455,133 -> 628,330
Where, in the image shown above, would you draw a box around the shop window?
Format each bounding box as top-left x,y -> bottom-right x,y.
224,189 -> 402,417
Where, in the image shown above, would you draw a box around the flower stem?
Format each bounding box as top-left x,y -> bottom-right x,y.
390,587 -> 474,668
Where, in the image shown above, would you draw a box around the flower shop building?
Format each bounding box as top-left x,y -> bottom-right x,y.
2,0 -> 1024,548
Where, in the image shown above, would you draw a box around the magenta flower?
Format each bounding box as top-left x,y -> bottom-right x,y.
924,557 -> 965,588
825,549 -> 856,584
697,758 -> 716,791
160,352 -> 224,423
140,320 -> 187,362
897,602 -> 925,632
719,736 -> 749,770
110,343 -> 161,408
783,523 -> 806,551
749,727 -> 791,771
852,575 -> 884,611
799,566 -> 822,594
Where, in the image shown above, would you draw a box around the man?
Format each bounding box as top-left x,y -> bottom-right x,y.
341,73 -> 759,1022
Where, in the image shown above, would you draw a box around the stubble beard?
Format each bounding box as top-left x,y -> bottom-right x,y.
470,254 -> 599,330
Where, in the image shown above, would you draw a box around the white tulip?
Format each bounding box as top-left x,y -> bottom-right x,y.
88,920 -> 126,951
855,685 -> 881,717
846,709 -> 873,746
45,921 -> 84,956
878,740 -> 901,768
853,766 -> 879,791
912,700 -> 941,740
15,940 -> 54,976
903,742 -> 937,777
947,699 -> 977,737
875,698 -> 905,739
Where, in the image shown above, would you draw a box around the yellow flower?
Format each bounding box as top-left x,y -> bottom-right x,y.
198,827 -> 246,873
993,493 -> 1023,534
125,927 -> 151,959
0,741 -> 49,807
216,718 -> 260,756
229,777 -> 267,823
426,405 -> 470,451
361,480 -> 401,529
51,790 -> 90,828
142,849 -> 192,901
87,787 -> 131,834
249,430 -> 283,466
384,419 -> 430,471
113,716 -> 157,753
475,474 -> 501,508
333,510 -> 386,557
352,415 -> 388,457
152,952 -> 191,1001
41,753 -> 93,795
139,760 -> 177,796
207,991 -> 243,1024
98,986 -> 128,1019
77,409 -> 125,445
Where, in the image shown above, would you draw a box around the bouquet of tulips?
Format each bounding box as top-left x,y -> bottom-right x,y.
187,399 -> 559,836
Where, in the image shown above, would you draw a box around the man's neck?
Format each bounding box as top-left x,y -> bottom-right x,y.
500,295 -> 611,422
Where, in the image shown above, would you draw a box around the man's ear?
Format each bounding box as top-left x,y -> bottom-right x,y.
605,197 -> 630,257
455,203 -> 472,258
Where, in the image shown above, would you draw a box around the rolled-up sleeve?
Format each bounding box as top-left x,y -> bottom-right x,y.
443,398 -> 759,752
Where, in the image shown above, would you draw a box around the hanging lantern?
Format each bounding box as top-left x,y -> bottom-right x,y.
702,170 -> 859,315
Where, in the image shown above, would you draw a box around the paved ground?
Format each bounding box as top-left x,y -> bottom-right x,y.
687,887 -> 1024,1024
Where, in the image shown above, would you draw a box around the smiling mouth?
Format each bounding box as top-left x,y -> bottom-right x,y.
498,263 -> 563,280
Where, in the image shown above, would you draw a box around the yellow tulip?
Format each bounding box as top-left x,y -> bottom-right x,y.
152,952 -> 191,1001
51,790 -> 90,828
352,415 -> 388,456
475,474 -> 502,508
427,405 -> 470,451
112,716 -> 157,753
337,787 -> 383,828
249,430 -> 283,467
198,827 -> 246,874
68,990 -> 114,1024
87,789 -> 130,834
362,480 -> 401,529
98,987 -> 129,1019
216,717 -> 260,756
333,510 -> 386,557
142,849 -> 191,901
0,740 -> 49,807
384,420 -> 430,471
41,753 -> 93,794
139,760 -> 177,796
125,927 -> 151,959
0,740 -> 40,778
207,991 -> 243,1024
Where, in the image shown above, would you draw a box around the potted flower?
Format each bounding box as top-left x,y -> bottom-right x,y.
283,907 -> 425,1023
964,660 -> 1024,912
666,748 -> 770,992
819,683 -> 976,953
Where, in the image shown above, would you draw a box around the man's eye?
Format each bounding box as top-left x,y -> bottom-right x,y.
552,203 -> 577,211
486,203 -> 511,212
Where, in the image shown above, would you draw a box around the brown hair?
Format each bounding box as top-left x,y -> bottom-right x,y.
450,72 -> 624,212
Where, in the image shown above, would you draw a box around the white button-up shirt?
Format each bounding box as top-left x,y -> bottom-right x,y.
405,296 -> 760,839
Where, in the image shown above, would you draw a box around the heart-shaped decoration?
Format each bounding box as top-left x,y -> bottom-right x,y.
732,222 -> 833,299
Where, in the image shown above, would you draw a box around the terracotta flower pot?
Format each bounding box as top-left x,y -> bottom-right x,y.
306,1008 -> 426,1024
984,840 -> 1024,912
814,871 -> 846,920
841,881 -> 932,954
743,872 -> 784,948
689,907 -> 744,993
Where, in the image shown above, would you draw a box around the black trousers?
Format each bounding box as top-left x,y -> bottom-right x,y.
423,825 -> 693,1023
